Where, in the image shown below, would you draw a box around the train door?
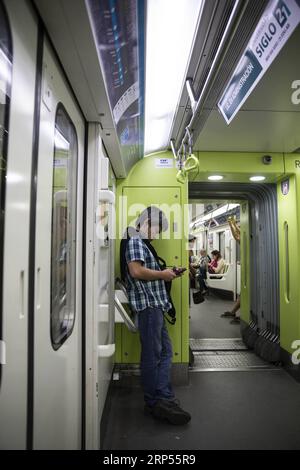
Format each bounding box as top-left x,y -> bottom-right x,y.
33,39 -> 85,449
0,0 -> 38,449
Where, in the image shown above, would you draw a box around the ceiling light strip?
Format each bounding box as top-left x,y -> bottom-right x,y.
144,0 -> 203,155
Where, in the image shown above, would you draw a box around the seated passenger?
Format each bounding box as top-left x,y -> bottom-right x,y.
188,235 -> 197,290
198,249 -> 210,294
208,250 -> 225,275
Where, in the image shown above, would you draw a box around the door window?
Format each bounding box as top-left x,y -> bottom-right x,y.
51,104 -> 77,350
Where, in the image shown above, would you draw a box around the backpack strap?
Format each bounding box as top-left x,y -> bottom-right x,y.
141,238 -> 176,325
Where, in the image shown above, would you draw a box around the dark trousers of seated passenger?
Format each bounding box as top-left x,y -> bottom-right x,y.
137,307 -> 175,407
199,267 -> 207,292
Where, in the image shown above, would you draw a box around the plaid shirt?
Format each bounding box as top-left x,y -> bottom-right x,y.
125,235 -> 172,312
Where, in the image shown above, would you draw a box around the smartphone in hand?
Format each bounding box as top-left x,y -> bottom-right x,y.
172,267 -> 187,276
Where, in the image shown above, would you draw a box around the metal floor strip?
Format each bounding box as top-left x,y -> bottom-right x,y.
190,351 -> 279,372
190,338 -> 248,351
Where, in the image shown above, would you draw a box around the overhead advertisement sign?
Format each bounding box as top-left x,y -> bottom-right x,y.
86,0 -> 145,163
218,0 -> 300,124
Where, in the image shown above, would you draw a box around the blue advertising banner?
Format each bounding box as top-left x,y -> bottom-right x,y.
218,0 -> 300,124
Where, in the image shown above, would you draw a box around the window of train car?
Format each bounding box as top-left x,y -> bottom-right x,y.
219,231 -> 225,259
0,2 -> 12,373
51,104 -> 78,350
236,241 -> 240,263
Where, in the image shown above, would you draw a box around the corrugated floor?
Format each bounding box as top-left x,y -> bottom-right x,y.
191,351 -> 277,371
190,338 -> 247,351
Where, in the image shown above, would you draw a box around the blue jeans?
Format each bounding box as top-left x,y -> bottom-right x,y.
199,267 -> 207,291
137,307 -> 175,406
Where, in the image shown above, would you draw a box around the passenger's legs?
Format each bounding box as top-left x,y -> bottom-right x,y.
156,322 -> 175,401
138,307 -> 191,424
199,276 -> 207,292
230,296 -> 241,323
221,295 -> 240,321
199,267 -> 208,293
232,297 -> 240,315
138,307 -> 174,406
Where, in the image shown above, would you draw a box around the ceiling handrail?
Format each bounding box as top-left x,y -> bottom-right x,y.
172,0 -> 246,158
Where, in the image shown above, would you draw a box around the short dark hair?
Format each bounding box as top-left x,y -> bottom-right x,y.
135,206 -> 168,232
211,250 -> 221,259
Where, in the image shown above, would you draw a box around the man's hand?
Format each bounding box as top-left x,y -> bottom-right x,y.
128,262 -> 178,281
160,269 -> 178,281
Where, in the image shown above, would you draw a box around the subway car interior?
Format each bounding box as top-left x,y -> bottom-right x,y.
1,0 -> 300,452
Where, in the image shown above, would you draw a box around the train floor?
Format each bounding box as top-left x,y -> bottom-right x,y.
102,293 -> 300,450
189,290 -> 241,339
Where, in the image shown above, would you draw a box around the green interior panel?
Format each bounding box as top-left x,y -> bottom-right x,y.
192,152 -> 285,183
239,201 -> 251,324
277,167 -> 300,354
121,187 -> 183,363
115,152 -> 189,365
114,150 -> 298,363
53,149 -> 68,189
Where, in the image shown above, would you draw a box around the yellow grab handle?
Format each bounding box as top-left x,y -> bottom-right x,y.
183,154 -> 199,173
176,169 -> 186,184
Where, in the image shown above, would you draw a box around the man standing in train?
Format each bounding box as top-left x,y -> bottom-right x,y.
221,216 -> 241,323
121,206 -> 191,425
